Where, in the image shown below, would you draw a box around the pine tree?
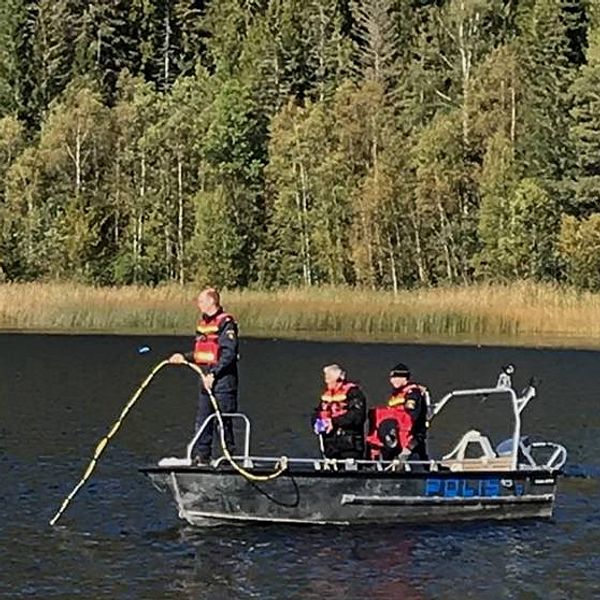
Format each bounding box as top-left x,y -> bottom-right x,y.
351,0 -> 400,94
516,0 -> 577,179
203,0 -> 254,76
172,0 -> 210,78
27,0 -> 81,124
0,0 -> 27,117
570,26 -> 600,216
236,0 -> 350,120
72,0 -> 144,99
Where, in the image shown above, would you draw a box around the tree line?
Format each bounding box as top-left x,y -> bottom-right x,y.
1,0 -> 600,290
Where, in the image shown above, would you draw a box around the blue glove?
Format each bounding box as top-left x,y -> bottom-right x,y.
314,417 -> 331,435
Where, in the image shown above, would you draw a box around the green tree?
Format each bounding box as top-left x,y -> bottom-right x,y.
233,0 -> 351,120
351,0 -> 400,92
0,0 -> 27,117
108,72 -> 162,284
144,69 -> 212,283
476,131 -> 519,277
413,110 -> 475,283
0,115 -> 26,278
264,97 -> 354,286
190,78 -> 267,286
193,186 -> 246,287
516,0 -> 577,179
480,176 -> 558,280
570,26 -> 600,216
3,146 -> 46,278
469,44 -> 522,159
558,214 -> 600,290
27,0 -> 81,125
33,81 -> 111,278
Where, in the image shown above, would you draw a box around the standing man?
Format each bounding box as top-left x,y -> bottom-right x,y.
386,362 -> 429,462
169,288 -> 239,464
312,364 -> 367,460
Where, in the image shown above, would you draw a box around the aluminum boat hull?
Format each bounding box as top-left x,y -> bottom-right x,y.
141,465 -> 559,526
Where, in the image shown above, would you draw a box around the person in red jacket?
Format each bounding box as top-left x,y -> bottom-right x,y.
169,288 -> 239,464
311,364 -> 367,459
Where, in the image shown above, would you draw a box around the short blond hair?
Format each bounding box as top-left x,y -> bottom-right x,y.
201,287 -> 221,306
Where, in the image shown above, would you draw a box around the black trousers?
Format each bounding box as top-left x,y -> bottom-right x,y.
410,438 -> 429,461
192,388 -> 237,460
322,430 -> 364,460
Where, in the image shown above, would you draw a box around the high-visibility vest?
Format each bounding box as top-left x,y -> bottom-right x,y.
318,381 -> 357,419
388,383 -> 427,408
193,312 -> 234,366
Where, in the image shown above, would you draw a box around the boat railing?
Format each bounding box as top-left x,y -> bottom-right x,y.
432,369 -> 540,471
211,454 -> 437,472
520,441 -> 567,471
211,447 -> 567,473
186,412 -> 252,467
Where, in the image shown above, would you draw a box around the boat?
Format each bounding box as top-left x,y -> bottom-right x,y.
140,365 -> 567,526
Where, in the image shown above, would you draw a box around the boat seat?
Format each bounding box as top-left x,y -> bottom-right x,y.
443,429 -> 496,461
440,430 -> 512,471
441,456 -> 513,471
158,456 -> 192,467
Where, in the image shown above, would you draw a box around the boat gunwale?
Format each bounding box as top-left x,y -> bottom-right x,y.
139,465 -> 561,480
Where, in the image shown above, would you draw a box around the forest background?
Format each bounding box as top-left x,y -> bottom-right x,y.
2,0 -> 600,342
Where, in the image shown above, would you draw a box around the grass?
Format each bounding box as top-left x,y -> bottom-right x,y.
2,281 -> 600,348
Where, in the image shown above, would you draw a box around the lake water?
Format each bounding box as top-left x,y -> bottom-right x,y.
1,334 -> 599,599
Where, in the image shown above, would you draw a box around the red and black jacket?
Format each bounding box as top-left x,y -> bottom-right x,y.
184,308 -> 239,393
312,381 -> 366,435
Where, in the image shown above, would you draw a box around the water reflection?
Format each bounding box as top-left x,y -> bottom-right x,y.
166,525 -> 427,600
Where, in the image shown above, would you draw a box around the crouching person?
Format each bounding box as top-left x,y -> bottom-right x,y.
312,364 -> 367,460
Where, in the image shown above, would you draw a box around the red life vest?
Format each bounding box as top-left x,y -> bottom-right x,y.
366,383 -> 428,459
366,406 -> 414,456
318,381 -> 357,420
193,311 -> 234,366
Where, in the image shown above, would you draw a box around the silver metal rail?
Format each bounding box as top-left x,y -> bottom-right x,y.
185,412 -> 252,466
527,441 -> 568,471
433,386 -> 521,470
212,454 -> 439,473
432,367 -> 538,472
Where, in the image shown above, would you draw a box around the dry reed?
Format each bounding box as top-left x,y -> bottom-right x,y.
1,281 -> 600,347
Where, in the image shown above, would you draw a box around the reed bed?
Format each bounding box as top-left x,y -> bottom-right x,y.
1,281 -> 600,347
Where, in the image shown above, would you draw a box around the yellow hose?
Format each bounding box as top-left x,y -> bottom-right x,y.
49,359 -> 287,526
184,361 -> 288,482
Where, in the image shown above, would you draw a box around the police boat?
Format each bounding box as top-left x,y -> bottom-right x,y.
141,366 -> 567,526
